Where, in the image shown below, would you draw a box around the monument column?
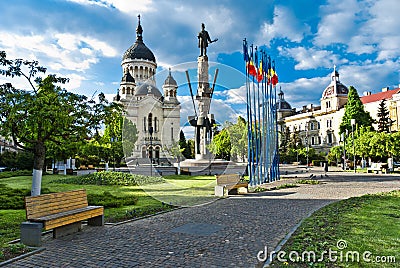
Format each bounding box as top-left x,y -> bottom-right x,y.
196,55 -> 212,159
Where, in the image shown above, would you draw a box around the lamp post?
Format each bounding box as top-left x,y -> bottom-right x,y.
110,137 -> 117,171
351,119 -> 356,173
341,132 -> 346,170
305,123 -> 309,171
149,126 -> 154,176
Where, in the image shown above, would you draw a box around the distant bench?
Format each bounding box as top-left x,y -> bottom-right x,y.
367,163 -> 387,174
215,174 -> 248,197
21,189 -> 104,246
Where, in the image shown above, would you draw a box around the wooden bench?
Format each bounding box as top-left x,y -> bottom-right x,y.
367,163 -> 387,174
215,174 -> 248,197
21,189 -> 104,246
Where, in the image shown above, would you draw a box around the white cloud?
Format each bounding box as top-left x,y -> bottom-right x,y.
314,0 -> 361,46
215,85 -> 247,104
259,5 -> 311,45
0,31 -> 118,76
66,0 -> 154,12
279,47 -> 348,70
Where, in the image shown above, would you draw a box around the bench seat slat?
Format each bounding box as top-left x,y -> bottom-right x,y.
30,206 -> 104,230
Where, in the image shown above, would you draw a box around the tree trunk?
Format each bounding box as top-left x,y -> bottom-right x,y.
32,142 -> 46,196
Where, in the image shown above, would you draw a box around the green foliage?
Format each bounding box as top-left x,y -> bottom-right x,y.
0,170 -> 32,179
340,86 -> 374,134
328,145 -> 343,164
208,128 -> 231,160
0,151 -> 34,170
122,117 -> 139,158
178,130 -> 192,159
0,184 -> 52,209
227,116 -> 248,161
0,51 -> 122,195
271,190 -> 400,267
87,191 -> 138,208
275,183 -> 299,190
377,99 -> 390,133
296,179 -> 320,185
55,171 -> 165,186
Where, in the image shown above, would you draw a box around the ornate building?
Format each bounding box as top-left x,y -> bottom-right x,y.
278,66 -> 400,154
115,16 -> 180,160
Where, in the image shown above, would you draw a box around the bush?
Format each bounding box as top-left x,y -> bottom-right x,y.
87,191 -> 138,208
0,151 -> 34,170
55,171 -> 165,186
0,170 -> 33,180
0,184 -> 52,209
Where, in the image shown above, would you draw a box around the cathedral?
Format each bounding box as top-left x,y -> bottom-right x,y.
115,16 -> 180,161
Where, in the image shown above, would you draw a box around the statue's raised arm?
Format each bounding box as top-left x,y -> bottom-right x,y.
198,23 -> 218,57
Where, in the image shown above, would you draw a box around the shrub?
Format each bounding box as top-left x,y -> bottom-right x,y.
0,184 -> 52,209
55,171 -> 165,186
0,170 -> 33,180
87,191 -> 138,208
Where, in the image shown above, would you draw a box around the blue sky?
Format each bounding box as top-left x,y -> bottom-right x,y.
1,0 -> 399,132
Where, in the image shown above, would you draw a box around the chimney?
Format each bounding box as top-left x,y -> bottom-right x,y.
302,105 -> 307,112
367,91 -> 371,96
382,87 -> 389,92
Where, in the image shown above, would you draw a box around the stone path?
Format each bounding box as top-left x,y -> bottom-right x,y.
6,171 -> 400,268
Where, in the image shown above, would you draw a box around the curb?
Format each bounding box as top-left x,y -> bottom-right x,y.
0,247 -> 46,267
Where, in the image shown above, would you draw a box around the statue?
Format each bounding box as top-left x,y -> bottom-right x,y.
198,23 -> 218,56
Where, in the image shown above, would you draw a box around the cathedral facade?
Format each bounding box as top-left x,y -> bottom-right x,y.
115,16 -> 180,160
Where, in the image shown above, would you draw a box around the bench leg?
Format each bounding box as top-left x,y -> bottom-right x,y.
53,222 -> 82,238
88,215 -> 104,226
215,185 -> 227,197
20,222 -> 43,247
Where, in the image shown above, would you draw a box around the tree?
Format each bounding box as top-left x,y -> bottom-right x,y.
208,128 -> 231,160
279,126 -> 291,154
227,116 -> 248,161
377,99 -> 390,133
164,141 -> 184,174
340,86 -> 374,134
178,130 -> 191,159
327,146 -> 343,165
0,52 -> 121,195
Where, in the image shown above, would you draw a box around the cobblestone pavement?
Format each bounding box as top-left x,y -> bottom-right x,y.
7,172 -> 400,268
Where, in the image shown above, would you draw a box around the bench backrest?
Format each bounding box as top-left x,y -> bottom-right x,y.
25,189 -> 88,220
216,174 -> 241,185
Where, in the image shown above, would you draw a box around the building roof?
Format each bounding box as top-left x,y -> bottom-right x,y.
163,69 -> 177,86
122,15 -> 156,63
121,72 -> 135,83
361,88 -> 400,104
321,66 -> 348,99
135,83 -> 162,98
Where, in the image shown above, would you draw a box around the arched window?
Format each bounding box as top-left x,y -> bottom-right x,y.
143,117 -> 147,132
154,117 -> 158,132
148,113 -> 153,131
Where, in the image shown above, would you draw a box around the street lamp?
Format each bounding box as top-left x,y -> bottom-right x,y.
110,137 -> 117,171
351,119 -> 356,173
341,131 -> 347,170
149,126 -> 154,176
305,123 -> 309,171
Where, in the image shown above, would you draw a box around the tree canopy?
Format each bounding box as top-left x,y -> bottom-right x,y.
0,51 -> 122,195
340,86 -> 374,134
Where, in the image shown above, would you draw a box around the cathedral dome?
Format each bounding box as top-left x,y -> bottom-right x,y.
322,66 -> 348,99
123,41 -> 156,62
122,15 -> 156,63
135,83 -> 162,98
275,89 -> 292,110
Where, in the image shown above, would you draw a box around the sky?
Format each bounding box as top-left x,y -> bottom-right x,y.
1,0 -> 399,135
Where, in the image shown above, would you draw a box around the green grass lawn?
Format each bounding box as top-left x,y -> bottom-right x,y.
270,190 -> 400,267
0,173 -> 216,261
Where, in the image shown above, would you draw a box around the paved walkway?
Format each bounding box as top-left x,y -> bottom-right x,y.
7,171 -> 400,268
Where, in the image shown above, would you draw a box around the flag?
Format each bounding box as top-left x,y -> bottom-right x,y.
243,39 -> 249,63
257,60 -> 263,82
247,60 -> 257,77
271,60 -> 278,86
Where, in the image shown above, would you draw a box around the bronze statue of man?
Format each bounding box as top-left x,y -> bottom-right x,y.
198,23 -> 217,56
